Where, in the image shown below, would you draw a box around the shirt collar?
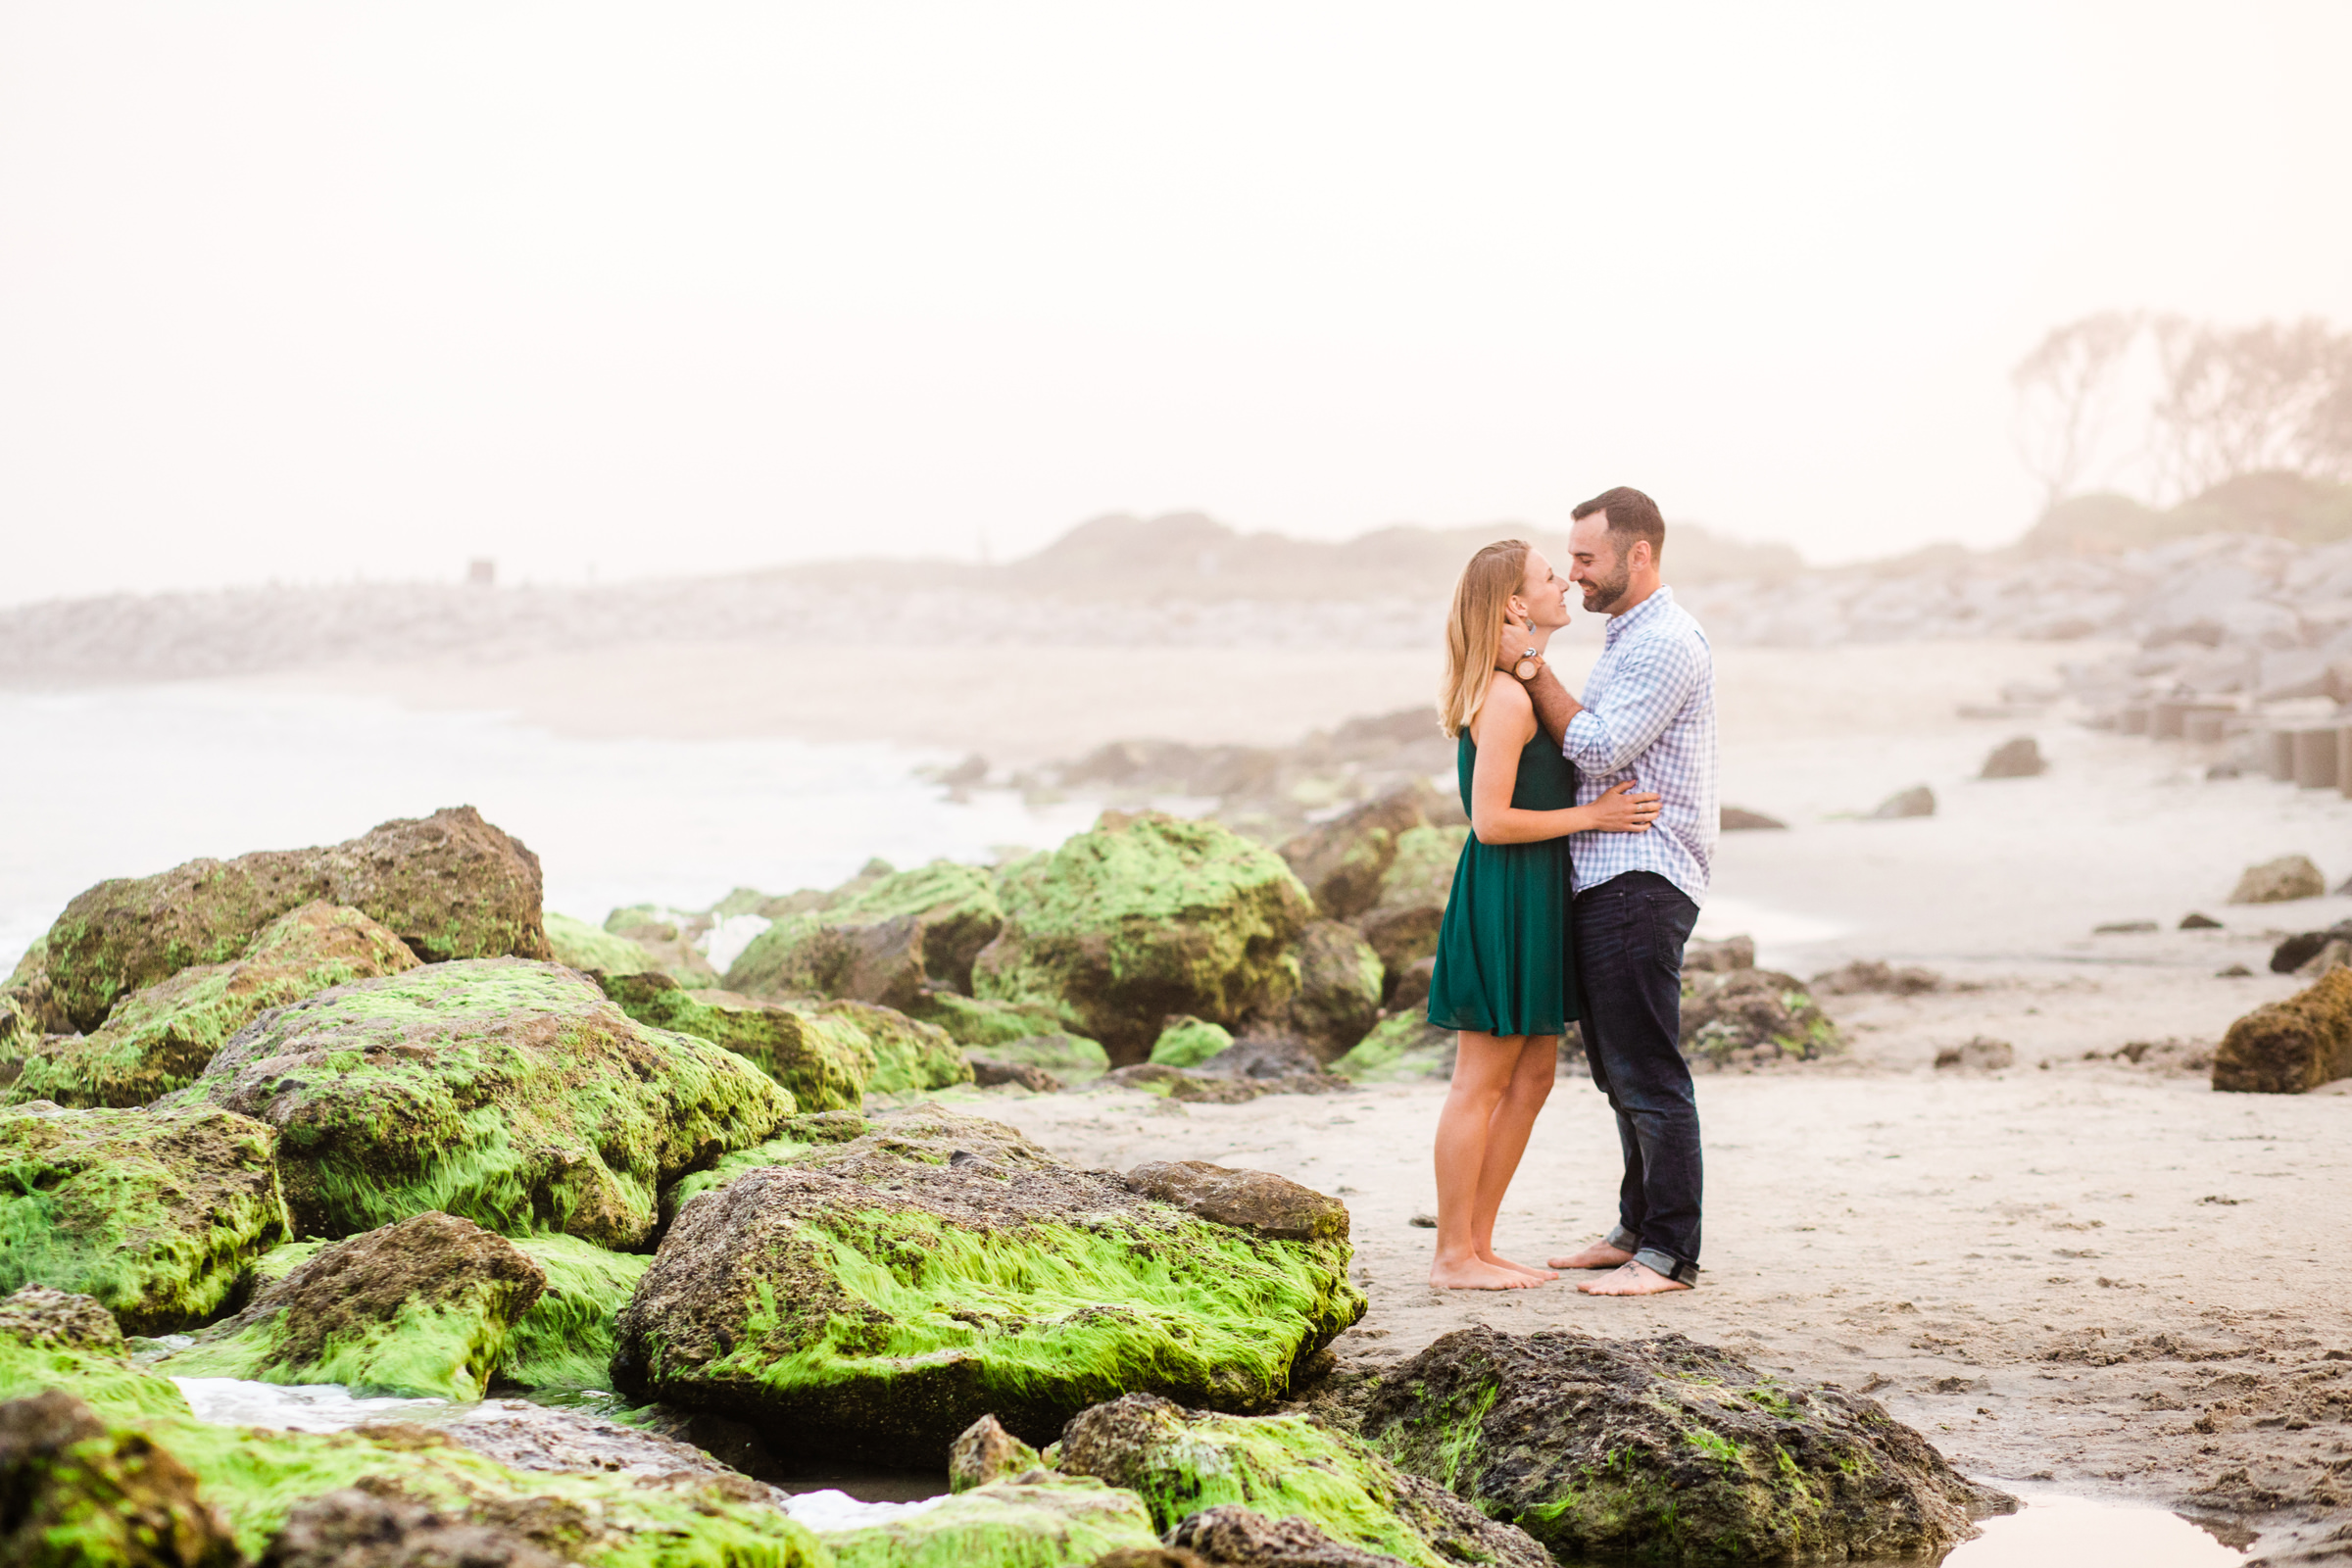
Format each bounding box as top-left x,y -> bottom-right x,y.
1602,583 -> 1674,642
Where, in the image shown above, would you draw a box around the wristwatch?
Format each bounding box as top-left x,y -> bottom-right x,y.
1511,652 -> 1543,682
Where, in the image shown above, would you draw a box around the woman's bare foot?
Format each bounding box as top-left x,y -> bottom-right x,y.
1431,1257 -> 1544,1290
1482,1250 -> 1559,1281
1576,1261 -> 1691,1296
1547,1240 -> 1635,1270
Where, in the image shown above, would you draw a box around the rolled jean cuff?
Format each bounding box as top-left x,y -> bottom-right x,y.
1634,1247 -> 1700,1286
1604,1225 -> 1642,1253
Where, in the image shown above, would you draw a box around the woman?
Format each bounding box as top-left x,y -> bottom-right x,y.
1426,539 -> 1659,1291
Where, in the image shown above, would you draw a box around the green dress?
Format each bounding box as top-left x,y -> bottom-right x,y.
1425,726 -> 1579,1037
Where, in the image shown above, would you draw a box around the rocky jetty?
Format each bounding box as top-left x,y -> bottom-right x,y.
609,1109 -> 1364,1462
1357,1325 -> 2009,1563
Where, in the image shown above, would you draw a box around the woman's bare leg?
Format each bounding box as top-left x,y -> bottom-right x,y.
1471,1037 -> 1558,1279
1432,1031 -> 1543,1290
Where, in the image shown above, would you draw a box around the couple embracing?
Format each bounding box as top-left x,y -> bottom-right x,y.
1426,486 -> 1718,1297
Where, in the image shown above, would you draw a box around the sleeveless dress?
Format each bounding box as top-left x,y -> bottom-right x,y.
1424,725 -> 1580,1037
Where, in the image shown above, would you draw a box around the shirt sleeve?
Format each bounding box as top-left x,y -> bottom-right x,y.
1562,633 -> 1703,773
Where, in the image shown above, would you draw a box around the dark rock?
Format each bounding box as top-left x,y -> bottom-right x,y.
2180,912 -> 2224,930
1384,957 -> 1434,1013
1093,1550 -> 1210,1568
1359,1325 -> 2007,1563
1166,1506 -> 1398,1568
1352,826 -> 1462,986
1810,959 -> 1941,996
1719,807 -> 1788,831
948,1413 -> 1043,1492
1935,1038 -> 2016,1072
0,1390 -> 239,1568
1275,922 -> 1383,1059
42,806 -> 551,1033
2218,964 -> 2255,978
1680,970 -> 1840,1067
1276,787 -> 1431,921
1190,1035 -> 1324,1080
418,1398 -> 779,1492
609,1108 -> 1362,1462
2094,920 -> 2159,934
1867,785 -> 1936,819
2213,967 -> 2352,1093
1979,736 -> 2047,778
1123,1162 -> 1349,1244
969,1056 -> 1063,1091
261,1483 -> 565,1568
2270,921 -> 2352,974
1683,934 -> 1754,973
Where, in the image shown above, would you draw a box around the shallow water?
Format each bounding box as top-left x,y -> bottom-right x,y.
172,1376 -> 447,1432
1939,1492 -> 2255,1565
0,683 -> 1101,967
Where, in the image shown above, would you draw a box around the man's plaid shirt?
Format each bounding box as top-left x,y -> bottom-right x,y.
1561,584 -> 1717,905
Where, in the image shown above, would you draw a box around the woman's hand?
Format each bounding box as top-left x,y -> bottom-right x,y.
1587,780 -> 1662,833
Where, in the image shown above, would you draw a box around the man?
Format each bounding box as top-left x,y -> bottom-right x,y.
1495,485 -> 1717,1298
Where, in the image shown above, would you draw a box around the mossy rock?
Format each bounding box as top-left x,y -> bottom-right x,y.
1359,1325 -> 2006,1564
610,1107 -> 1364,1464
825,1000 -> 974,1096
725,860 -> 1005,1008
0,1286 -> 195,1424
1148,1016 -> 1234,1069
657,1110 -> 873,1224
1679,969 -> 1842,1068
1054,1392 -> 1548,1568
0,1101 -> 290,1334
40,807 -> 553,1033
166,958 -> 794,1248
1329,1014 -> 1454,1085
545,912 -> 665,977
973,811 -> 1315,1063
0,1389 -> 240,1568
1281,920 -> 1384,1059
501,1236 -> 651,1391
2214,964 -> 2352,1093
599,971 -> 877,1111
159,1212 -> 545,1401
1,938 -> 71,1053
1276,786 -> 1433,921
907,992 -> 1072,1051
813,1473 -> 1159,1568
8,903 -> 421,1110
1356,824 -> 1465,982
599,906 -> 720,988
977,1032 -> 1111,1083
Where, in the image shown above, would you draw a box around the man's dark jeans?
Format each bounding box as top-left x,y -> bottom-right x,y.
1573,870 -> 1703,1284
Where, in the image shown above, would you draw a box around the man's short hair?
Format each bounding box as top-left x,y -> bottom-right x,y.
1572,486 -> 1665,564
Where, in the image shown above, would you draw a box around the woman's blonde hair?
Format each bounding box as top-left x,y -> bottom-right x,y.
1439,539 -> 1532,738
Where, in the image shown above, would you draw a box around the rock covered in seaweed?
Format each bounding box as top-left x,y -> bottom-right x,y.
0,1390 -> 240,1568
725,860 -> 1005,1008
499,1236 -> 651,1392
543,911 -> 665,978
159,1212 -> 546,1401
1330,1014 -> 1453,1084
40,806 -> 553,1033
1054,1392 -> 1549,1568
1149,1015 -> 1235,1069
609,1107 -> 1363,1463
828,999 -> 974,1095
973,811 -> 1315,1062
1276,786 -> 1433,922
0,1101 -> 289,1334
597,905 -> 722,987
598,970 -> 877,1111
166,958 -> 794,1247
808,1473 -> 1160,1568
2213,965 -> 2352,1093
1277,920 -> 1384,1058
1679,969 -> 1841,1068
8,902 -> 421,1109
1358,1325 -> 2007,1564
263,1485 -> 564,1568
1353,824 -> 1464,991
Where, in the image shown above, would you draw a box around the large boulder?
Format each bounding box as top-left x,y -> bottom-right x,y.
725,861 -> 1005,1007
609,1107 -> 1364,1463
166,958 -> 794,1247
1277,786 -> 1432,921
1680,970 -> 1841,1068
2213,966 -> 2352,1093
0,1286 -> 195,1423
1353,825 -> 1465,989
599,971 -> 877,1111
1358,1326 -> 2005,1564
262,1486 -> 563,1568
0,1391 -> 240,1568
2230,854 -> 2328,905
0,939 -> 71,1053
973,812 -> 1315,1063
159,1212 -> 545,1400
807,1474 -> 1160,1568
8,903 -> 420,1109
40,807 -> 553,1032
0,1102 -> 289,1333
1054,1393 -> 1548,1568
1279,920 -> 1384,1058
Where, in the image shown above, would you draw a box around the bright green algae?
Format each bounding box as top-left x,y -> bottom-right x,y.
601,972 -> 877,1112
1329,1014 -> 1451,1084
906,993 -> 1066,1050
548,912 -> 667,976
0,1102 -> 290,1333
500,1235 -> 651,1391
162,1297 -> 515,1402
164,959 -> 794,1247
814,1475 -> 1156,1568
1147,1016 -> 1233,1069
831,1002 -> 971,1096
972,812 -> 1314,1060
8,902 -> 422,1109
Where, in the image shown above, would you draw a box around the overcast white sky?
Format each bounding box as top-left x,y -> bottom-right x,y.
2,2 -> 2348,603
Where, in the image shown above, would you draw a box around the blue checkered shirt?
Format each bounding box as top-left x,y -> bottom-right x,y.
1561,585 -> 1717,904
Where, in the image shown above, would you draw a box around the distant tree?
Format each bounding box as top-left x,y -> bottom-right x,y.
2010,312 -> 2142,511
2148,316 -> 2352,496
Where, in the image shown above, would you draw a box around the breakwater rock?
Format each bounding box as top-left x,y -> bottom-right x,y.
610,1108 -> 1363,1462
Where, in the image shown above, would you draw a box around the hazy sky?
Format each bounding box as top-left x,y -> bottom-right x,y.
3,3 -> 2348,603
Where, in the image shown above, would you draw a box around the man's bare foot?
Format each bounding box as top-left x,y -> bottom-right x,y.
1576,1261 -> 1691,1296
1547,1240 -> 1635,1270
1482,1250 -> 1559,1282
1430,1257 -> 1544,1291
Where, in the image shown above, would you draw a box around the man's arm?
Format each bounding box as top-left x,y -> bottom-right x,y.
1495,622 -> 1583,747
1558,637 -> 1703,773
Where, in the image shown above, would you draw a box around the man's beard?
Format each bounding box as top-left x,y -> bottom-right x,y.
1581,565 -> 1631,612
